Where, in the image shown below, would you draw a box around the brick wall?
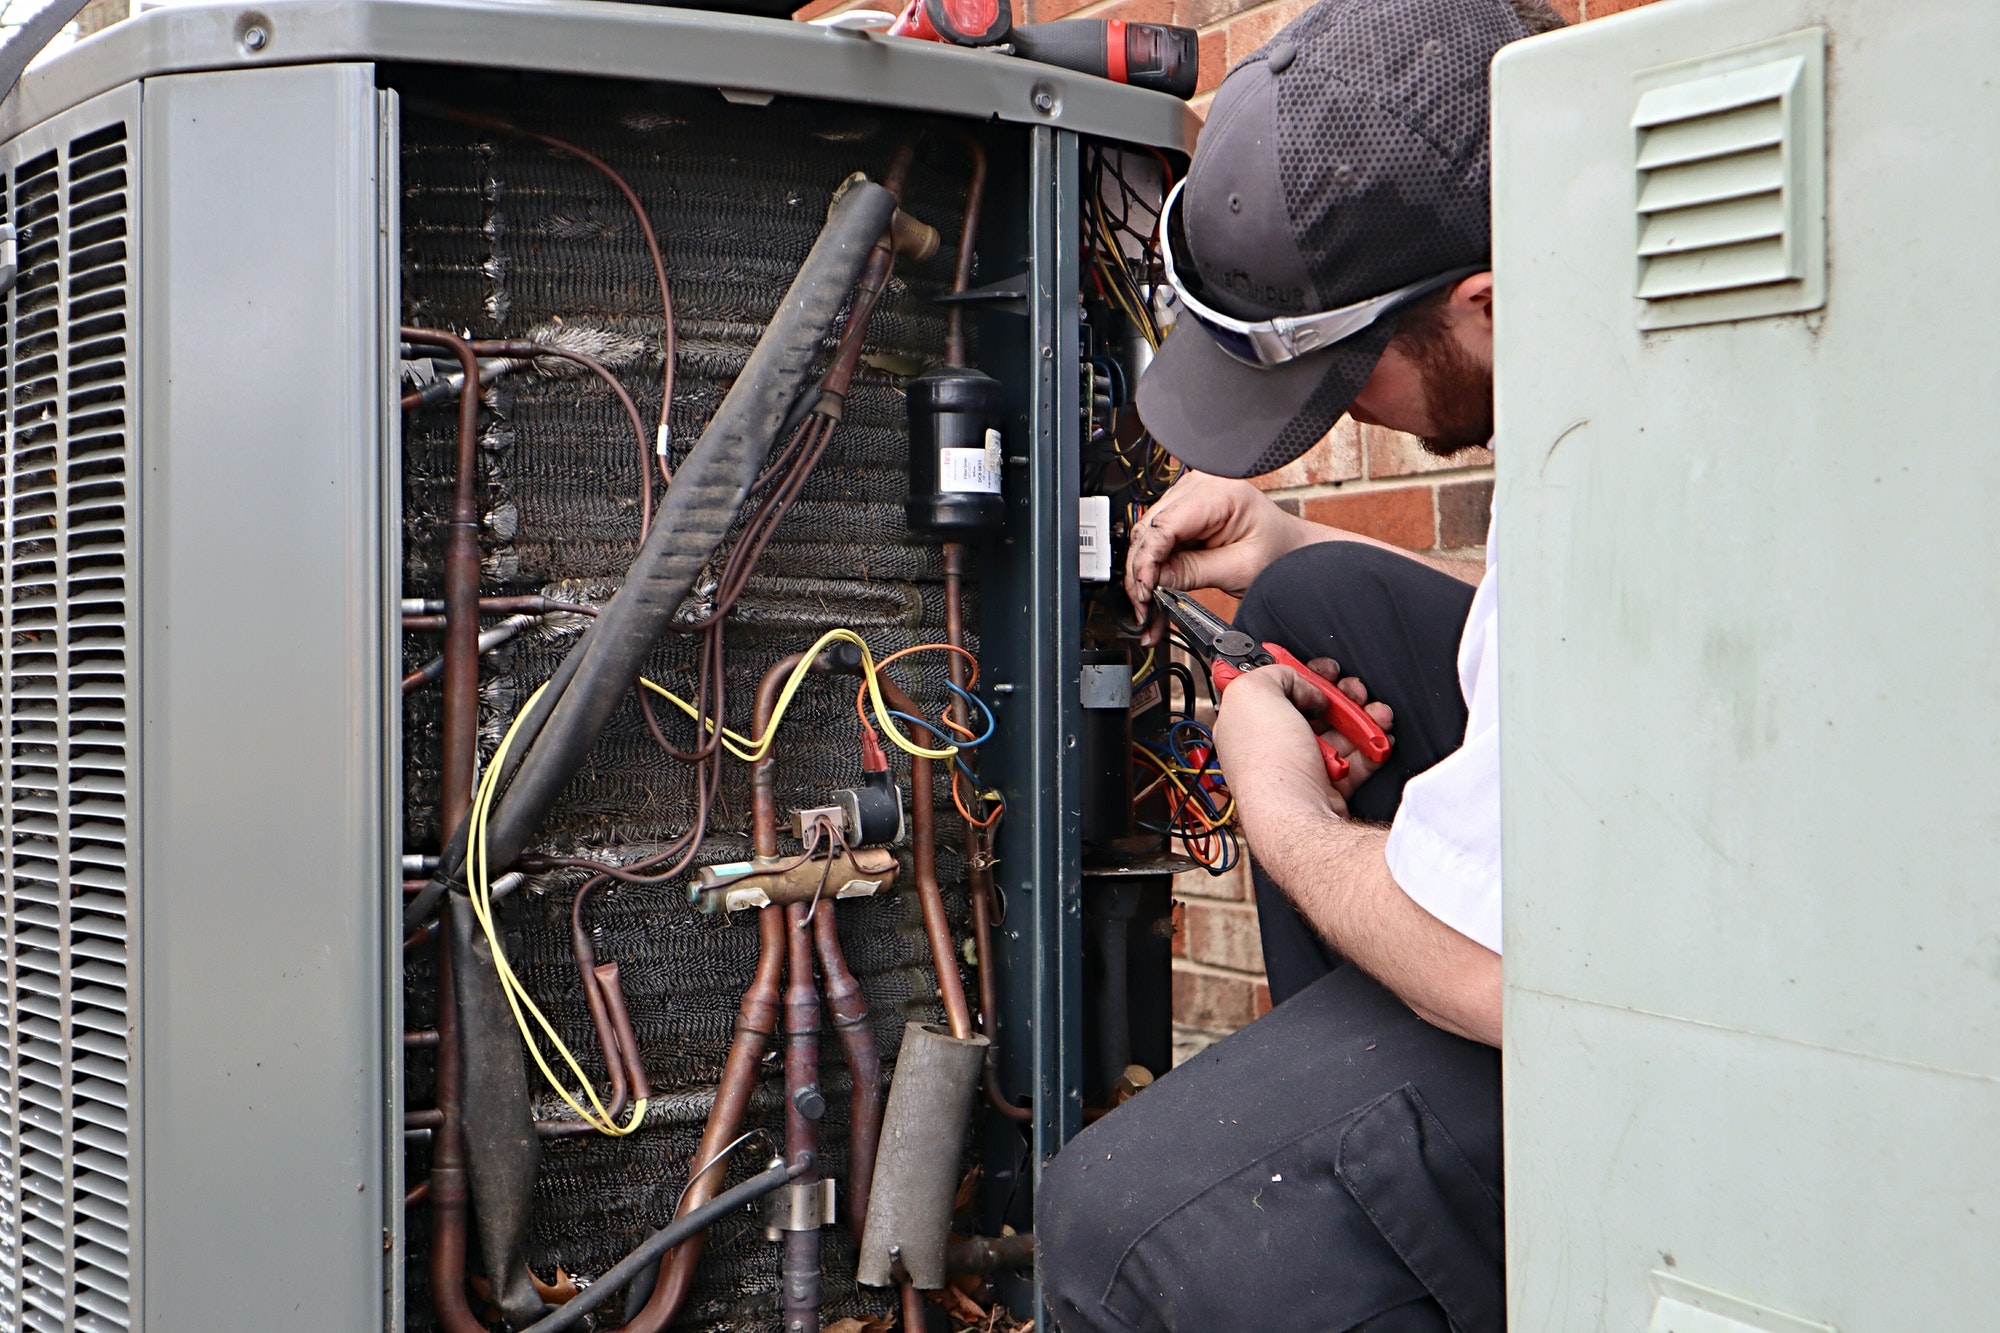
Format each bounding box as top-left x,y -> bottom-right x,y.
793,0 -> 1668,1055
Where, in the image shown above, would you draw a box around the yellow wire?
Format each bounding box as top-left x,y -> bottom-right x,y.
1132,744 -> 1236,828
459,627 -> 959,1135
637,627 -> 958,764
468,683 -> 647,1136
1134,645 -> 1156,685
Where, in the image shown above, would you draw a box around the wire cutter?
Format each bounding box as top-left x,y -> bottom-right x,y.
1153,586 -> 1393,784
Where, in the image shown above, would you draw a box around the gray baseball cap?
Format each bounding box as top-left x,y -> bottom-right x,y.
1136,0 -> 1528,479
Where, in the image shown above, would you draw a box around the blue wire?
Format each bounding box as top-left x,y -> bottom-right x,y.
945,683 -> 997,747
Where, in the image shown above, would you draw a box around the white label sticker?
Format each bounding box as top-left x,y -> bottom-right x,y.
940,446 -> 1002,495
984,426 -> 1004,475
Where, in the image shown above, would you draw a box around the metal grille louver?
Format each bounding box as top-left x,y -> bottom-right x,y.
2,107 -> 137,1333
1632,28 -> 1825,330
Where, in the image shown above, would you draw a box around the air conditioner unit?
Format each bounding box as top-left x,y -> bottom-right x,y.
0,4 -> 1191,1328
1494,0 -> 2000,1329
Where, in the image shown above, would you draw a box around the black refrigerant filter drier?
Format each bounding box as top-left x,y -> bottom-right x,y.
905,364 -> 1006,536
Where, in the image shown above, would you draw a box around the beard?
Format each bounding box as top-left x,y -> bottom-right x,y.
1389,297 -> 1495,456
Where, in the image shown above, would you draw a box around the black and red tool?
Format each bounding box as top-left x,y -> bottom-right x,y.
1154,586 -> 1393,784
887,0 -> 1200,99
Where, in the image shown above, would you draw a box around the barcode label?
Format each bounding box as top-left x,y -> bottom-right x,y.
1079,528 -> 1097,548
940,446 -> 1002,494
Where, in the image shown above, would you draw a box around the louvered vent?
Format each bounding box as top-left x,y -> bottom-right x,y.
2,112 -> 137,1333
1632,28 -> 1825,330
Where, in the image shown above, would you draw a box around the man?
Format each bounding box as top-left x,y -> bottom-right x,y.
1036,0 -> 1566,1329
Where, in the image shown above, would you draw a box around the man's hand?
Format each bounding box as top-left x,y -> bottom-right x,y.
1211,658 -> 1501,1047
1125,473 -> 1310,642
1211,658 -> 1394,812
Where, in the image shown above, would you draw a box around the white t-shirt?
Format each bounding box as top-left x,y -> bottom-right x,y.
1382,520 -> 1501,954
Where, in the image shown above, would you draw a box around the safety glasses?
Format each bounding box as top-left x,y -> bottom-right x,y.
1159,176 -> 1479,369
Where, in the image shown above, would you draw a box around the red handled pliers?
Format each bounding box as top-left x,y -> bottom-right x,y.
1154,586 -> 1392,784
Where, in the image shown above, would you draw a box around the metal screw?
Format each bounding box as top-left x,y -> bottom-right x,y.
1033,89 -> 1055,111
241,24 -> 268,50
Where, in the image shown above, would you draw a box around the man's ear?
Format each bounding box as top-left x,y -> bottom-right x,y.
1451,271 -> 1495,327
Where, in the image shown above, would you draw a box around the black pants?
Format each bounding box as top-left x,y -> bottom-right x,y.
1038,543 -> 1500,1333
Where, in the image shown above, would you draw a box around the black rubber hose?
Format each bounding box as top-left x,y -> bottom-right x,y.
521,1155 -> 813,1333
405,177 -> 897,930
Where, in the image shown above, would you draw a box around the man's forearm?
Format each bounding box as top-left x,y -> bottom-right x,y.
1242,798 -> 1502,1045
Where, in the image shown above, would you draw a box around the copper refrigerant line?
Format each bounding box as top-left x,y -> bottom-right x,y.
398,324 -> 489,1333
399,132 -> 1030,1330
939,131 -> 1034,1125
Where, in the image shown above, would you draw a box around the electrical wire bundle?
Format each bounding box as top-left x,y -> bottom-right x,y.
1083,143 -> 1182,508
1128,641 -> 1242,874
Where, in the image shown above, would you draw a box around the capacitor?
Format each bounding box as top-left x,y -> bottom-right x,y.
906,364 -> 1006,535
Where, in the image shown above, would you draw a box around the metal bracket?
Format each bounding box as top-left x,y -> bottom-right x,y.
763,1177 -> 837,1237
933,270 -> 1031,317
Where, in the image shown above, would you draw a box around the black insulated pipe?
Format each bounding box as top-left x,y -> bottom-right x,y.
406,176 -> 899,930
519,1155 -> 814,1333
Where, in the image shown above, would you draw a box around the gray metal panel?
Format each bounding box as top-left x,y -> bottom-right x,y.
1023,126 -> 1085,1175
2,0 -> 1197,154
1,80 -> 145,1333
374,84 -> 406,1333
139,62 -> 389,1331
1493,0 -> 2000,1326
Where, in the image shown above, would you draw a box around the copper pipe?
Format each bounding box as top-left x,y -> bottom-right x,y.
404,1029 -> 441,1049
402,326 -> 483,828
942,543 -> 1029,1121
570,878 -> 630,1123
595,961 -> 651,1101
874,676 -> 975,1041
945,135 -> 987,368
400,325 -> 488,1333
901,1281 -> 926,1331
427,104 -> 678,463
470,339 -> 655,540
426,933 -> 482,1333
621,654 -> 804,1333
406,1179 -> 432,1209
812,901 -> 882,1241
781,899 -> 823,1333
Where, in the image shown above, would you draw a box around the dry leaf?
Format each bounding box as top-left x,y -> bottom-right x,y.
531,1266 -> 580,1304
823,1316 -> 894,1333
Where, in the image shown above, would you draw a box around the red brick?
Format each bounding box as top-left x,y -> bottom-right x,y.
1099,0 -> 1176,22
1296,484 -> 1437,551
1253,981 -> 1272,1018
1183,899 -> 1265,974
1174,858 -> 1248,902
1221,0 -> 1316,69
1584,0 -> 1668,15
1195,27 -> 1228,95
1437,478 -> 1494,550
1188,586 -> 1239,624
1187,90 -> 1215,123
1170,0 -> 1241,27
1021,0 -> 1092,20
1546,0 -> 1581,21
1254,418 -> 1362,492
1170,900 -> 1187,956
1173,965 -> 1259,1032
1363,425 -> 1493,480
